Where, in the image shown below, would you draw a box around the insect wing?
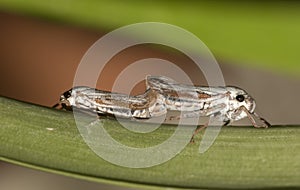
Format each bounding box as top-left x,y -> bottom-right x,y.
145,76 -> 228,115
146,76 -> 226,103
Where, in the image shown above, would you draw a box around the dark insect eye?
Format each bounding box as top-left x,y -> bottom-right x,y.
63,90 -> 72,99
236,95 -> 245,102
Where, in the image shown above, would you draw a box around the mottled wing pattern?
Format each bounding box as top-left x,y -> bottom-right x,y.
73,87 -> 165,119
146,76 -> 228,114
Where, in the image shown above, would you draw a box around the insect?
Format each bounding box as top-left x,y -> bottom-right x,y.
54,76 -> 270,142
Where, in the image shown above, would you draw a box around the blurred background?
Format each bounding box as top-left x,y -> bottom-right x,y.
0,1 -> 299,189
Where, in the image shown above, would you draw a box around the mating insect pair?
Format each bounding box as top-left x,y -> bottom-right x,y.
54,76 -> 270,141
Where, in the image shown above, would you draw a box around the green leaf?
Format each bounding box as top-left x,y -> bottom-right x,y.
0,1 -> 300,76
0,96 -> 299,189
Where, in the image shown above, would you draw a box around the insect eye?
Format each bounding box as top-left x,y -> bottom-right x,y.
236,95 -> 245,102
63,90 -> 72,99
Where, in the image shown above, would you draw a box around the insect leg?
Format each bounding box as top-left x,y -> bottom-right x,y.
189,118 -> 229,143
239,106 -> 259,128
253,112 -> 271,128
223,119 -> 230,126
52,103 -> 61,109
190,122 -> 208,143
241,106 -> 270,128
52,101 -> 71,110
188,104 -> 227,143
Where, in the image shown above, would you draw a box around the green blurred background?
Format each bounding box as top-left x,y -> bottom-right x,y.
0,1 -> 299,190
1,0 -> 300,75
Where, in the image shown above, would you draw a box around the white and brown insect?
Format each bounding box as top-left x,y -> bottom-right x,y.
54,76 -> 270,141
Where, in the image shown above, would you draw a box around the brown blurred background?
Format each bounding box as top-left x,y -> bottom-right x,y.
0,10 -> 299,190
1,12 -> 299,124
